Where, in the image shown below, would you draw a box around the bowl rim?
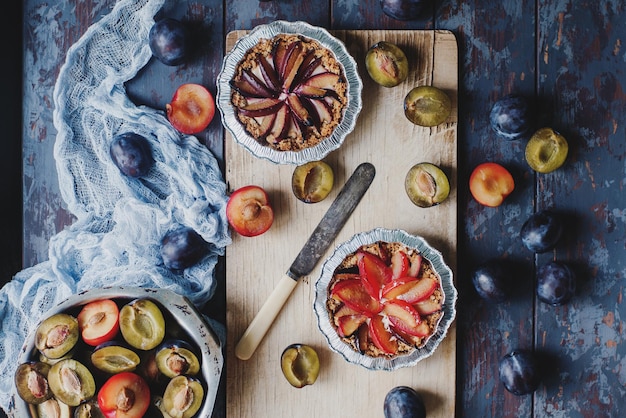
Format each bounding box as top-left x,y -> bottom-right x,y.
313,228 -> 457,371
11,286 -> 223,417
216,20 -> 363,165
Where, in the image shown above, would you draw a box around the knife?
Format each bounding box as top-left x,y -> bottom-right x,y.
234,162 -> 376,360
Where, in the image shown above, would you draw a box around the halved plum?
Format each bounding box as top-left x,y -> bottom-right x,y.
14,362 -> 52,405
77,299 -> 120,347
35,314 -> 79,360
226,185 -> 274,237
469,162 -> 515,207
161,376 -> 204,418
166,83 -> 215,134
91,342 -> 141,374
155,339 -> 200,379
280,344 -> 320,388
291,160 -> 334,204
48,359 -> 96,407
118,299 -> 166,351
97,372 -> 150,418
36,397 -> 73,418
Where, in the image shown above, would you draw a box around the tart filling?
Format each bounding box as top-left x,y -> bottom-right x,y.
230,33 -> 347,151
326,241 -> 444,358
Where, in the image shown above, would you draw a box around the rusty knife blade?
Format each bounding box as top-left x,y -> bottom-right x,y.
287,161 -> 376,279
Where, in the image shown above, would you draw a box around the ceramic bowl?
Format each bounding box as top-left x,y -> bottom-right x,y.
216,20 -> 362,165
313,228 -> 457,371
11,287 -> 223,417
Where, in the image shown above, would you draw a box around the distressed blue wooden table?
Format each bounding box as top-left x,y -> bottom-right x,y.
6,0 -> 624,417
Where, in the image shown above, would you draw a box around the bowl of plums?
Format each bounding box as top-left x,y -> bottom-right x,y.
11,287 -> 222,418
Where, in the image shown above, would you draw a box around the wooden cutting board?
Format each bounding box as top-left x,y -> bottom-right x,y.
225,29 -> 457,418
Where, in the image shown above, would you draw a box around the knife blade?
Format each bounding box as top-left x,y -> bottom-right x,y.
235,162 -> 376,360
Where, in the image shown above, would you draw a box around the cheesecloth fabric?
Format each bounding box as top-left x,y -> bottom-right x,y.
0,0 -> 231,413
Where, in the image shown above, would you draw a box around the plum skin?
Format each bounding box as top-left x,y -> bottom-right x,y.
520,210 -> 563,253
383,386 -> 426,418
380,0 -> 427,21
160,227 -> 208,270
489,94 -> 532,140
149,18 -> 189,66
110,133 -> 154,178
537,261 -> 576,306
471,259 -> 513,303
499,350 -> 541,396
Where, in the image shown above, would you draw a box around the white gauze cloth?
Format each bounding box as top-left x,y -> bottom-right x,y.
0,0 -> 231,413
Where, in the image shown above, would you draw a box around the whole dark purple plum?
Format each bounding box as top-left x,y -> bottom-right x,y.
380,0 -> 427,20
110,132 -> 154,178
471,259 -> 514,303
537,261 -> 576,306
160,227 -> 208,270
520,210 -> 563,253
489,94 -> 532,140
383,386 -> 426,418
499,350 -> 542,396
149,18 -> 189,66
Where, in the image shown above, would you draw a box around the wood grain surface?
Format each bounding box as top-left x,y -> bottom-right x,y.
14,1 -> 626,418
225,29 -> 458,418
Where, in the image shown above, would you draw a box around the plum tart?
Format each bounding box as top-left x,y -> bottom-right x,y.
229,33 -> 348,151
326,241 -> 445,359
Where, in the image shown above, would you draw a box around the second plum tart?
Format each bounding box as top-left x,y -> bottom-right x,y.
325,240 -> 445,359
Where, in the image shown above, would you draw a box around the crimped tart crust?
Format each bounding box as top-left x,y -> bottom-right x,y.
230,34 -> 347,151
326,241 -> 444,359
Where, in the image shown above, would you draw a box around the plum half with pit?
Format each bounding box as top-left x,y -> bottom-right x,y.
149,18 -> 190,66
161,375 -> 204,418
35,313 -> 79,360
77,299 -> 120,347
499,350 -> 542,396
404,162 -> 450,208
383,386 -> 426,418
14,362 -> 53,405
365,41 -> 409,87
37,397 -> 74,418
47,359 -> 96,406
226,185 -> 274,237
160,227 -> 208,270
537,261 -> 576,306
97,372 -> 151,418
380,0 -> 428,20
155,339 -> 201,379
520,210 -> 563,253
166,83 -> 216,135
489,94 -> 532,140
110,132 -> 154,178
404,86 -> 451,127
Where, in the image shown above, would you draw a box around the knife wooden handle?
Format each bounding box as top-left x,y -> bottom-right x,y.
235,274 -> 298,360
